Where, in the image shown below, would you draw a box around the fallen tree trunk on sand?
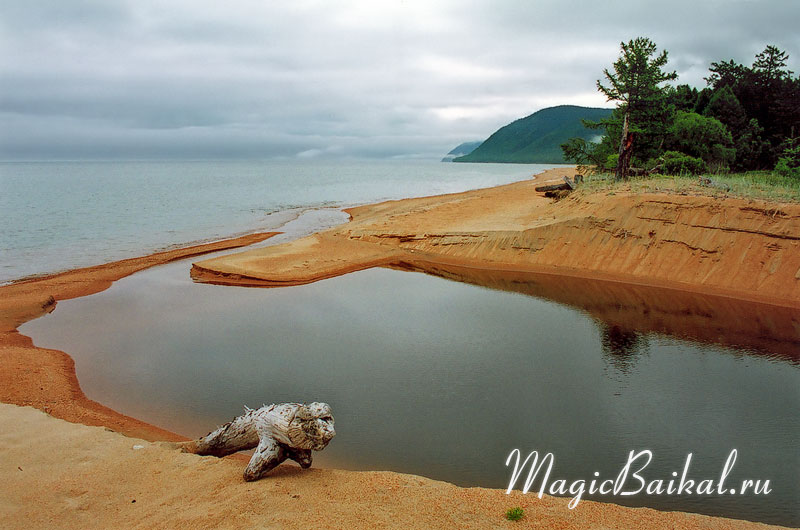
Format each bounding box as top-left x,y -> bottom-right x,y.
182,402 -> 335,481
628,165 -> 662,177
535,176 -> 579,193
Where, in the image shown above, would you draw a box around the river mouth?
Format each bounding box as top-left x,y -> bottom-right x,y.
21,258 -> 800,527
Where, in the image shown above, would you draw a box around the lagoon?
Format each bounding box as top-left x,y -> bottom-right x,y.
21,247 -> 800,526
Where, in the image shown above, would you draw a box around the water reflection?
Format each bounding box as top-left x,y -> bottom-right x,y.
390,260 -> 800,364
600,324 -> 649,374
21,261 -> 800,527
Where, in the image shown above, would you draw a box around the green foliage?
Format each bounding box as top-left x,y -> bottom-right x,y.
580,110 -> 623,165
596,37 -> 677,178
528,42 -> 797,175
597,37 -> 678,108
693,88 -> 713,115
704,85 -> 746,132
733,119 -> 769,172
505,507 -> 525,522
753,45 -> 793,82
660,151 -> 707,175
706,59 -> 747,90
775,158 -> 795,177
667,84 -> 699,112
578,170 -> 800,202
705,45 -> 799,169
560,137 -> 593,165
606,153 -> 619,171
775,140 -> 800,178
456,105 -> 612,163
666,111 -> 735,170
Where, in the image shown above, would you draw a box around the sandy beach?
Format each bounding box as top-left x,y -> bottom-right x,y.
1,169 -> 796,529
0,233 -> 276,441
193,169 -> 800,308
2,402 -> 784,529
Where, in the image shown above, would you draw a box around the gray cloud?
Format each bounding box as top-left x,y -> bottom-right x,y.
1,0 -> 798,159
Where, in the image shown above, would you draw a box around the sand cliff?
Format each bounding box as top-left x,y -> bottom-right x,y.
192,169 -> 800,308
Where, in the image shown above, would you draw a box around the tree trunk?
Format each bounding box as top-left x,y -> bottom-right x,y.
615,112 -> 634,181
621,131 -> 634,180
182,402 -> 335,481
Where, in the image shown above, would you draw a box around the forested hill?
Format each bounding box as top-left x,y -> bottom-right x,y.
441,141 -> 483,162
454,105 -> 612,163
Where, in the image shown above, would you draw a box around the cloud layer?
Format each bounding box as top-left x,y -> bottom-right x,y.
1,0 -> 798,159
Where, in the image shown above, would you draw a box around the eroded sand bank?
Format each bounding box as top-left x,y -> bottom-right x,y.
193,168 -> 800,308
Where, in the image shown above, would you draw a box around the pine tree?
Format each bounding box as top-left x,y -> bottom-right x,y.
705,85 -> 746,132
753,45 -> 792,84
598,38 -> 678,180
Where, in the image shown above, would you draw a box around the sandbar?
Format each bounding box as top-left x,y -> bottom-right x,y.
194,168 -> 800,308
0,170 -> 796,528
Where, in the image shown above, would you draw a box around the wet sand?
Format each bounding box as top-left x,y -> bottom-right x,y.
0,170 -> 795,528
0,233 -> 276,441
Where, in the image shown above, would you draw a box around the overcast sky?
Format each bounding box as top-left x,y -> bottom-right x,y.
1,0 -> 798,160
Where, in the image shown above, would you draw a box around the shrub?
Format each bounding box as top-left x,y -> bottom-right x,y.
774,142 -> 800,178
666,111 -> 735,169
661,151 -> 707,175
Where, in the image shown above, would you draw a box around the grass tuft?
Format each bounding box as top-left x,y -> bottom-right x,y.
573,170 -> 800,202
505,506 -> 525,521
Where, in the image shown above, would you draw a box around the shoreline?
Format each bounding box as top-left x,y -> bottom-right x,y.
0,232 -> 277,442
193,168 -> 800,309
0,170 -> 795,528
5,404 -> 787,530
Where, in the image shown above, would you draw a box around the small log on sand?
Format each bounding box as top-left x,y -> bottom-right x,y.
535,176 -> 576,193
183,402 -> 335,481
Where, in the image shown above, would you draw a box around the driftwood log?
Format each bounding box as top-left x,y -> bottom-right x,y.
183,402 -> 335,481
628,165 -> 662,177
535,176 -> 579,193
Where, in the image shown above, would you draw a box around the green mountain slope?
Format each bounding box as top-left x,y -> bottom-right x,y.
454,105 -> 612,163
441,141 -> 483,162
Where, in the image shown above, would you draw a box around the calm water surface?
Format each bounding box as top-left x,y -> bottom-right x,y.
22,255 -> 800,526
0,160 -> 559,283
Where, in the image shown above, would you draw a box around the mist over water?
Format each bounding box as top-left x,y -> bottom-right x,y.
0,159 -> 560,283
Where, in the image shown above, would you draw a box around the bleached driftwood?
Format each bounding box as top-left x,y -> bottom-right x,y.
183,402 -> 335,481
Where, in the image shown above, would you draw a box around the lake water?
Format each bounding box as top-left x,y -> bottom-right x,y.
8,159 -> 799,526
0,159 -> 560,283
22,253 -> 800,527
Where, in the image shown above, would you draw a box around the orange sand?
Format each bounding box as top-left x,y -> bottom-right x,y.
0,233 -> 276,441
194,169 -> 800,308
1,170 -> 796,529
0,404 -> 786,529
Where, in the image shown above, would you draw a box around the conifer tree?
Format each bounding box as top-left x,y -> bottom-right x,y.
598,38 -> 677,180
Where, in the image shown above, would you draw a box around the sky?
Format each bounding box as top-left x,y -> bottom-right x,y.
1,0 -> 798,160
